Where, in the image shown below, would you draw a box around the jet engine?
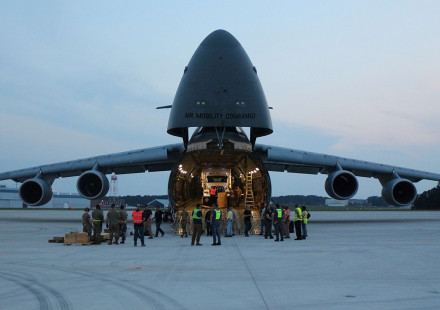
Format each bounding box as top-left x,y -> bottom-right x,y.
325,170 -> 359,200
19,177 -> 53,206
381,178 -> 416,206
76,170 -> 109,200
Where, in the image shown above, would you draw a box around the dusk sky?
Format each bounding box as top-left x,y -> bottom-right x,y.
1,1 -> 439,199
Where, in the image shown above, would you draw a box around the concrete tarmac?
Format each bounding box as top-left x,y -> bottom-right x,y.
0,210 -> 439,310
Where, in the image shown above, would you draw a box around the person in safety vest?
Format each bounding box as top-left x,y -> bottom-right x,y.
301,206 -> 308,239
92,204 -> 104,244
118,205 -> 128,244
272,204 -> 285,242
210,204 -> 222,246
191,204 -> 203,246
283,206 -> 291,239
132,205 -> 146,246
294,204 -> 303,240
209,186 -> 217,205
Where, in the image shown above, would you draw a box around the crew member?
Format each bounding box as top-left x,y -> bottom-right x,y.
106,203 -> 120,245
119,205 -> 128,244
283,206 -> 291,239
132,205 -> 145,246
82,207 -> 93,239
210,204 -> 221,246
210,186 -> 217,205
243,205 -> 252,237
294,204 -> 303,240
191,204 -> 203,246
301,206 -> 308,239
260,205 -> 266,235
264,205 -> 273,239
180,207 -> 189,238
226,207 -> 233,237
143,205 -> 154,239
205,208 -> 212,236
92,204 -> 104,244
272,204 -> 285,242
153,206 -> 165,237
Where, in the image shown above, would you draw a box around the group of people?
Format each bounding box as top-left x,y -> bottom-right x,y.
82,203 -> 166,246
82,203 -> 128,245
82,202 -> 309,246
179,204 -> 222,246
260,204 -> 308,241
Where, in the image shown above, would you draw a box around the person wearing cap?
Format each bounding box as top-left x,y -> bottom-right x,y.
118,205 -> 128,244
92,204 -> 104,244
106,203 -> 120,245
180,206 -> 189,238
82,207 -> 93,239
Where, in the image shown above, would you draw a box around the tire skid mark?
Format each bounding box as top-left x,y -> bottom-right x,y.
0,271 -> 49,310
13,262 -> 186,310
0,270 -> 71,310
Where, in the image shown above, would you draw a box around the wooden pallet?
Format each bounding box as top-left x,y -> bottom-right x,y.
48,236 -> 64,243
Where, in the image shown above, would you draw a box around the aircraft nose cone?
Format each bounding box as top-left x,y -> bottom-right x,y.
200,29 -> 241,48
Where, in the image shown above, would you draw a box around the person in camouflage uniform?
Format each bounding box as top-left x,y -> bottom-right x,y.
92,204 -> 104,244
82,207 -> 93,238
106,204 -> 120,245
118,205 -> 128,244
180,207 -> 189,238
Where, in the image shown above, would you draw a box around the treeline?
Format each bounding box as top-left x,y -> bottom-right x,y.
413,185 -> 440,210
272,195 -> 325,206
366,196 -> 388,207
118,195 -> 168,206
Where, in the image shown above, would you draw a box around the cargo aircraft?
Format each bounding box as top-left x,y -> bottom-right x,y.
1,30 -> 440,215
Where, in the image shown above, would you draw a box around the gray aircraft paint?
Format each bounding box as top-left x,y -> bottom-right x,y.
167,30 -> 272,142
1,29 -> 440,207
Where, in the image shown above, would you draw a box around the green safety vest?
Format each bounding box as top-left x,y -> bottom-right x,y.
193,209 -> 201,220
215,209 -> 221,220
276,209 -> 283,219
303,211 -> 308,224
294,207 -> 302,221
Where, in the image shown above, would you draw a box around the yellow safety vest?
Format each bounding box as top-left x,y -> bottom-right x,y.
294,207 -> 302,221
215,209 -> 221,220
276,209 -> 283,219
193,208 -> 201,220
303,211 -> 308,224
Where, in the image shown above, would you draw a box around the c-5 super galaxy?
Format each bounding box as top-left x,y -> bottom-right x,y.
1,30 -> 440,214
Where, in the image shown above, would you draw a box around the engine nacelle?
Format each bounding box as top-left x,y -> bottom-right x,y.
325,170 -> 359,200
19,178 -> 53,206
381,178 -> 416,206
76,170 -> 109,200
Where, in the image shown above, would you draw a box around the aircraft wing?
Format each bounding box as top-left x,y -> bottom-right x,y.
254,144 -> 440,182
0,143 -> 184,183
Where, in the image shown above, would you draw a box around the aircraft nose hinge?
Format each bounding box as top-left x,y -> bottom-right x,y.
215,127 -> 226,149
